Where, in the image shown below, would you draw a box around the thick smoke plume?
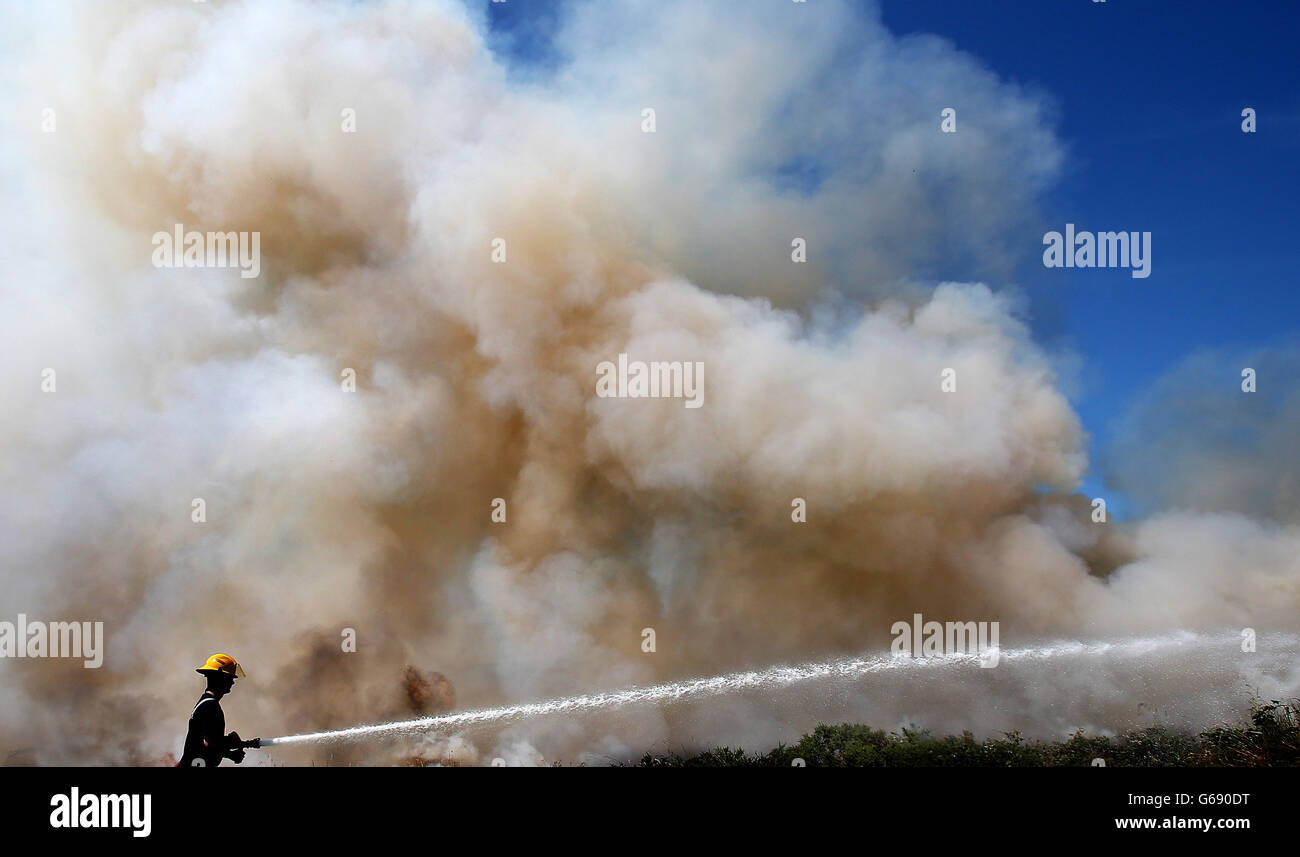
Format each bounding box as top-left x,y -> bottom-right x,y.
0,0 -> 1296,765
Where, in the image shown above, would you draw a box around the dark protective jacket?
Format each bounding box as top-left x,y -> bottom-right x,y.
178,692 -> 230,767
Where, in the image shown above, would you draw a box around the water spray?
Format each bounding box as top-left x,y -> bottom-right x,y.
252,630 -> 1280,749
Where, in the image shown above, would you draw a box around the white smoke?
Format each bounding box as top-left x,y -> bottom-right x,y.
0,0 -> 1295,765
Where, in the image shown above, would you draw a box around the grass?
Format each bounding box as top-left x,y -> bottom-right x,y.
632,699 -> 1300,767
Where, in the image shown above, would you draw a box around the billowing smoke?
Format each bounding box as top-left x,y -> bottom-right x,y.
0,0 -> 1295,766
1104,342 -> 1300,525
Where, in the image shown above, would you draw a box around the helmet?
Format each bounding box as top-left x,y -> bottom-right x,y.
196,653 -> 246,679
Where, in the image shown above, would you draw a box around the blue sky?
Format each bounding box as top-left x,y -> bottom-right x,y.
481,0 -> 1299,517
877,0 -> 1300,515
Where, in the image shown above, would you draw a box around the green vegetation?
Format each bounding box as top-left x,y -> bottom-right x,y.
633,699 -> 1300,767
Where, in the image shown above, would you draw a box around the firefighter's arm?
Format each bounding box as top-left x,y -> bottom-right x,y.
194,704 -> 227,766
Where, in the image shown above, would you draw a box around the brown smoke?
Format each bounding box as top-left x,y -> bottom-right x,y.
0,0 -> 1296,765
404,668 -> 455,714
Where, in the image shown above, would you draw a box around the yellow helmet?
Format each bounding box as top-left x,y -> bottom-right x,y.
196,653 -> 245,679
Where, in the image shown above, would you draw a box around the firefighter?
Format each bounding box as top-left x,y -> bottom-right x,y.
178,653 -> 248,767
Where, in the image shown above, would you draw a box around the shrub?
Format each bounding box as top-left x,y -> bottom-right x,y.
630,699 -> 1300,767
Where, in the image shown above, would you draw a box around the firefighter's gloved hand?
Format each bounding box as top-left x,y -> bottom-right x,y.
225,732 -> 246,764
